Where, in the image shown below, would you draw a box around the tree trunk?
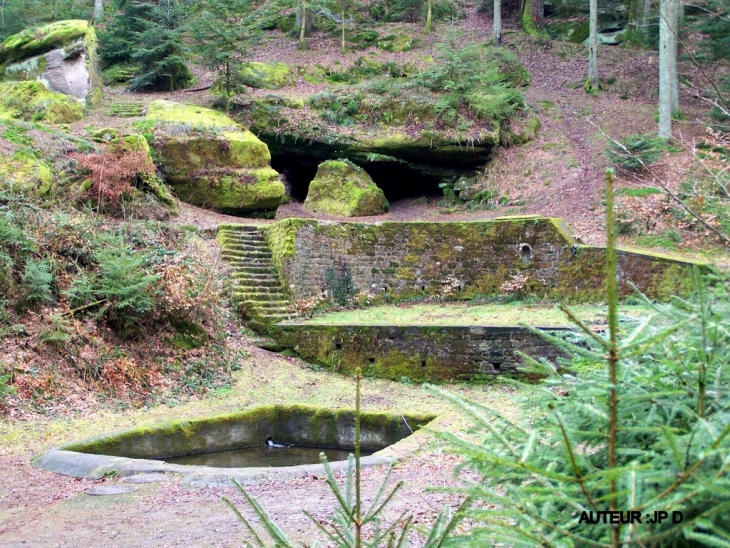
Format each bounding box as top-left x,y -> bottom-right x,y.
588,0 -> 599,90
93,0 -> 103,22
425,0 -> 432,34
341,7 -> 346,51
531,0 -> 543,29
658,0 -> 673,137
494,0 -> 502,45
299,0 -> 307,48
642,0 -> 651,43
668,0 -> 679,114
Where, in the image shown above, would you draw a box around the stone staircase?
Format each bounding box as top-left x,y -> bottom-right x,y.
216,224 -> 294,326
109,102 -> 145,118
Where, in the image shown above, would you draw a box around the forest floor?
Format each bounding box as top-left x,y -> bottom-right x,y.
1,4 -> 728,546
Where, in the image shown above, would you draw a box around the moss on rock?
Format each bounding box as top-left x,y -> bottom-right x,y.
142,100 -> 283,215
376,34 -> 414,52
304,159 -> 389,217
0,81 -> 84,123
0,151 -> 53,195
120,134 -> 178,214
1,20 -> 101,107
0,20 -> 90,64
238,61 -> 295,90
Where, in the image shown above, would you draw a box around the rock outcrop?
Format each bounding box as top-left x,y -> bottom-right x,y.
238,62 -> 295,90
140,100 -> 284,216
0,20 -> 102,106
0,81 -> 84,123
304,160 -> 389,217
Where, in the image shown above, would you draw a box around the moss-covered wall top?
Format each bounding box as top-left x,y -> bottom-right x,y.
259,216 -> 705,300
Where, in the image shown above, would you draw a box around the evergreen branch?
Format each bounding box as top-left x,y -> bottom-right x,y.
222,495 -> 266,547
554,411 -> 600,513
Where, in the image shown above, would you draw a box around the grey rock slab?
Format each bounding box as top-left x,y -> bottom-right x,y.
84,484 -> 139,496
122,473 -> 174,484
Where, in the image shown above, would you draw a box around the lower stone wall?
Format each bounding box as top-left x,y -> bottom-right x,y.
258,216 -> 705,302
273,324 -> 570,382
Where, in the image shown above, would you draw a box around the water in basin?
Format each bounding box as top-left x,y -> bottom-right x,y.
160,446 -> 373,468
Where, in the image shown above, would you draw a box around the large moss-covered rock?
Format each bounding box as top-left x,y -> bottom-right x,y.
0,81 -> 84,123
141,100 -> 284,216
0,148 -> 53,195
0,20 -> 102,106
120,134 -> 177,215
304,159 -> 389,217
238,61 -> 295,90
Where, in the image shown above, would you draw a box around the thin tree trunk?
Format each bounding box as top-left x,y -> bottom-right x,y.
588,0 -> 599,90
642,0 -> 651,42
531,0 -> 543,29
298,0 -> 307,47
658,0 -> 673,137
494,0 -> 502,45
425,0 -> 432,34
341,7 -> 345,51
669,0 -> 679,114
93,0 -> 103,22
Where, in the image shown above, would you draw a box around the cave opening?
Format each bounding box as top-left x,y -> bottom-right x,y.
270,153 -> 445,204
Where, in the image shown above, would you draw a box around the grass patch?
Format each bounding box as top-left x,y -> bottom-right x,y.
297,302 -> 649,326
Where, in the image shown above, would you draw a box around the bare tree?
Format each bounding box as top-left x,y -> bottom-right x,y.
659,0 -> 679,137
93,0 -> 103,22
587,0 -> 599,90
494,0 -> 501,45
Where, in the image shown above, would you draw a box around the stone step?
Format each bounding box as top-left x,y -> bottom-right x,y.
234,266 -> 277,275
217,225 -> 263,234
224,242 -> 270,251
218,231 -> 266,240
227,260 -> 275,268
235,297 -> 289,308
222,250 -> 272,259
110,103 -> 145,117
234,292 -> 286,303
234,278 -> 281,288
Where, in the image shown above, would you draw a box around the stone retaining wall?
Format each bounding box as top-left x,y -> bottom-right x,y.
259,216 -> 705,301
273,323 -> 570,382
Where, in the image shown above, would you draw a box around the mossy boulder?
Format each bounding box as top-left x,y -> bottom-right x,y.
0,148 -> 53,195
238,62 -> 295,90
348,31 -> 379,50
120,134 -> 178,214
0,20 -> 102,106
141,100 -> 284,216
0,81 -> 84,123
304,159 -> 389,217
376,34 -> 414,52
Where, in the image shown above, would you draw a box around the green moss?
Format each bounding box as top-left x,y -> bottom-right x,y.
57,404 -> 434,458
143,100 -> 282,214
546,21 -> 590,43
0,150 -> 53,195
145,99 -> 237,129
0,81 -> 84,123
376,34 -> 414,52
237,62 -> 295,90
304,159 -> 389,217
0,20 -> 91,64
348,31 -> 379,50
121,134 -> 177,214
92,127 -> 120,142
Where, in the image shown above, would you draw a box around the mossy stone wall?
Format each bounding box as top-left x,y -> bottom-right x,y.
58,405 -> 435,458
273,324 -> 569,381
261,216 -> 703,301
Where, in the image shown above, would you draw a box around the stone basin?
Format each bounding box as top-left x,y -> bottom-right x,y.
32,405 -> 437,486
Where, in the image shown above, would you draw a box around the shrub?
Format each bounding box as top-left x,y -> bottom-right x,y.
65,235 -> 159,336
325,261 -> 356,305
427,170 -> 730,546
606,133 -> 667,171
21,259 -> 54,306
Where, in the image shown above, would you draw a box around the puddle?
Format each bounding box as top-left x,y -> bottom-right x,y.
160,446 -> 372,468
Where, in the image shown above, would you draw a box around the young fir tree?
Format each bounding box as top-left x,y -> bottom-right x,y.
100,0 -> 193,91
188,0 -> 283,104
427,169 -> 730,546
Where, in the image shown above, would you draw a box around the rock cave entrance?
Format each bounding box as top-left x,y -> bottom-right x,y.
271,153 -> 445,204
